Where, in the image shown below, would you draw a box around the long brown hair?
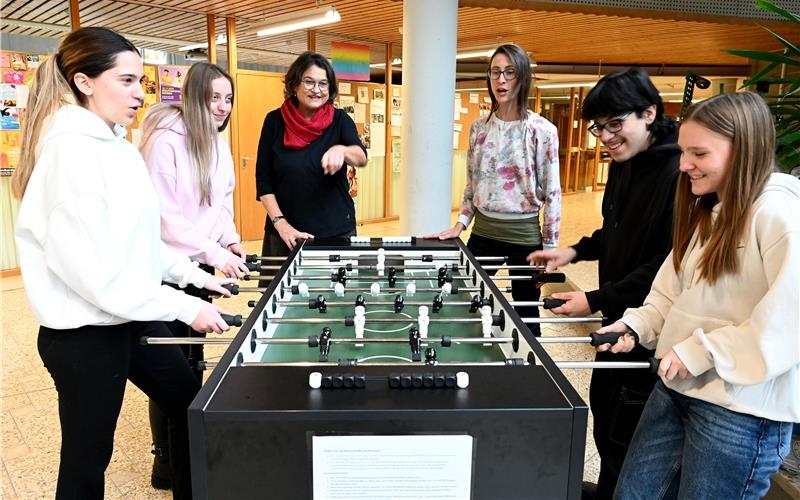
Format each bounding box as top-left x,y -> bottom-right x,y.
139,62 -> 234,206
486,44 -> 532,121
12,27 -> 138,198
672,92 -> 776,283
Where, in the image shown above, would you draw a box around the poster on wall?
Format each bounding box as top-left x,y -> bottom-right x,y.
0,130 -> 21,168
0,107 -> 21,130
337,95 -> 355,122
357,86 -> 368,104
159,65 -> 187,104
331,41 -> 370,82
137,65 -> 159,122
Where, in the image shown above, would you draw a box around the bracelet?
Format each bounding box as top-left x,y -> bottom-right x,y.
271,215 -> 285,224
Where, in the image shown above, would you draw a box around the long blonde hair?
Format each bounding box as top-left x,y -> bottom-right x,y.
12,27 -> 139,198
139,62 -> 234,206
672,91 -> 776,283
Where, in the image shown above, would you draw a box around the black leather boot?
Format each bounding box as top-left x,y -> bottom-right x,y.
149,398 -> 172,490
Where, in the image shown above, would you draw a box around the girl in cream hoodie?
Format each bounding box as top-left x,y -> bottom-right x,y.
596,92 -> 800,499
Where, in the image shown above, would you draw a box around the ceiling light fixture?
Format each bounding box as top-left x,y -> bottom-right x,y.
535,81 -> 597,89
370,57 -> 402,68
456,44 -> 497,60
178,35 -> 227,52
250,6 -> 341,37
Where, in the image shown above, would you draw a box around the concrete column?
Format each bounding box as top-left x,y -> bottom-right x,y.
399,0 -> 458,235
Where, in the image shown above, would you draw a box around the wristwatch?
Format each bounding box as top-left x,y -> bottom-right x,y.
271,215 -> 285,224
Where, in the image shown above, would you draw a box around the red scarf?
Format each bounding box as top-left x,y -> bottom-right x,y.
280,99 -> 334,149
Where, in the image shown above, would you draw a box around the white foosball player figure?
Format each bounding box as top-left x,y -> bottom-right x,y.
480,305 -> 493,345
418,306 -> 429,339
333,282 -> 345,297
441,282 -> 452,295
376,248 -> 385,276
370,282 -> 381,296
406,282 -> 416,296
298,282 -> 309,297
354,305 -> 366,347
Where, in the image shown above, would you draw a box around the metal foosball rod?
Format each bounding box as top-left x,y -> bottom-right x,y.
245,253 -> 511,264
480,264 -> 544,271
256,272 -> 563,285
140,336 -> 515,346
521,316 -> 604,324
142,330 -> 626,348
290,253 -> 454,263
280,283 -> 479,295
245,262 -> 459,272
263,315 -> 505,326
269,295 -> 566,311
245,254 -> 286,262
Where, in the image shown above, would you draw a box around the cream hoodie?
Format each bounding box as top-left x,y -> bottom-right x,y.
15,105 -> 209,329
622,173 -> 800,422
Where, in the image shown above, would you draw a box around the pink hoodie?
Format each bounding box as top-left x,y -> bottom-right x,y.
144,116 -> 240,271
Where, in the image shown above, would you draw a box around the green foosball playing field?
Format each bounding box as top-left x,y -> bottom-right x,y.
258,266 -> 510,364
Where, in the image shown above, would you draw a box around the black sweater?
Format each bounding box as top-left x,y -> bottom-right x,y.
571,132 -> 681,323
255,108 -> 366,238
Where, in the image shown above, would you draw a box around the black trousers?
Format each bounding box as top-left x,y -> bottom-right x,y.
148,264 -> 213,485
466,233 -> 543,336
590,346 -> 658,499
38,322 -> 200,500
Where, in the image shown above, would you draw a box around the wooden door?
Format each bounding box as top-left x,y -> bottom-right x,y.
233,70 -> 286,241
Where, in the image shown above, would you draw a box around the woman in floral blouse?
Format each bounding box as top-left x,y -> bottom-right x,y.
427,44 -> 561,335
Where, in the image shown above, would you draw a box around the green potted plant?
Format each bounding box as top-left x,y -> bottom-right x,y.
725,0 -> 799,175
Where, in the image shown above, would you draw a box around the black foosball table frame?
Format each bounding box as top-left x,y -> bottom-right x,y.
188,237 -> 588,500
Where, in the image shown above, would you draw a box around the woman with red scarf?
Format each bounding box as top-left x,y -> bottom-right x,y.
255,52 -> 367,259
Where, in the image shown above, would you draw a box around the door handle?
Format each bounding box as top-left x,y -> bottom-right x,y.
241,156 -> 254,169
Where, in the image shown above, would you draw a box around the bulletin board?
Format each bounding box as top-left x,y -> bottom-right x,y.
453,89 -> 491,151
335,80 -> 401,159
0,50 -> 42,171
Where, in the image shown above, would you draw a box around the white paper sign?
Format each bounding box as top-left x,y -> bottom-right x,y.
354,103 -> 367,124
339,82 -> 351,95
312,435 -> 473,500
469,93 -> 479,104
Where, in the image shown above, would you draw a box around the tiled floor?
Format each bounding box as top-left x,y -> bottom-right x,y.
13,188 -> 793,499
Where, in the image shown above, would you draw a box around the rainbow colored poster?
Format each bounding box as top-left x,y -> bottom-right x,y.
331,42 -> 370,82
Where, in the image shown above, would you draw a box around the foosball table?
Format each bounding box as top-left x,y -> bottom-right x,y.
150,237 -> 654,500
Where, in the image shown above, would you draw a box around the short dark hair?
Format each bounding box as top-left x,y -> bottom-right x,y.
283,51 -> 338,103
582,67 -> 676,141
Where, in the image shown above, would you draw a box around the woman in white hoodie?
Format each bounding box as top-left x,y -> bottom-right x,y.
12,27 -> 233,500
596,91 -> 800,499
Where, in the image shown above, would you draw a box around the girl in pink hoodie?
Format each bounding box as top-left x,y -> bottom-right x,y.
139,62 -> 246,490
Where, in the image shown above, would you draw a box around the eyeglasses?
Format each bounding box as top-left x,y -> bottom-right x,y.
487,68 -> 517,81
301,78 -> 329,91
587,111 -> 632,137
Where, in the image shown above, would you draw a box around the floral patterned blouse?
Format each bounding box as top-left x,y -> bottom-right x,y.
457,111 -> 562,249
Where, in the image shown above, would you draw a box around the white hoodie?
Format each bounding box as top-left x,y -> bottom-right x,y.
622,173 -> 800,422
15,105 -> 208,329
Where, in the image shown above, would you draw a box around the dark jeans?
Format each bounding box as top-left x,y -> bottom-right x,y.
466,233 -> 543,336
38,322 -> 200,500
590,346 -> 658,500
615,381 -> 792,499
